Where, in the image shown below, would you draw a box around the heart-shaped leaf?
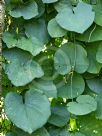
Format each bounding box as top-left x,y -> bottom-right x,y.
3,48 -> 44,86
67,95 -> 97,115
3,32 -> 44,56
57,73 -> 85,99
4,90 -> 51,133
9,1 -> 38,19
54,42 -> 89,74
56,2 -> 95,33
48,18 -> 67,38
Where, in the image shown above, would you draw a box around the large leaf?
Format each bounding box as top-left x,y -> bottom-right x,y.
54,0 -> 72,12
48,105 -> 70,127
42,0 -> 58,3
76,25 -> 102,42
4,90 -> 51,133
86,44 -> 102,74
86,77 -> 102,94
3,48 -> 44,86
3,32 -> 44,56
57,73 -> 85,99
29,79 -> 57,98
9,1 -> 38,19
48,18 -> 67,38
67,95 -> 97,115
56,2 -> 95,33
54,42 -> 89,74
25,19 -> 49,44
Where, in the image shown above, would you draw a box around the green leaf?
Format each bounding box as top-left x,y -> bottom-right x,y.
78,114 -> 102,136
67,95 -> 97,115
57,73 -> 85,99
3,48 -> 44,86
48,18 -> 67,38
95,95 -> 102,120
76,25 -> 102,42
54,0 -> 72,12
60,129 -> 85,136
13,127 -> 50,136
42,0 -> 58,3
86,44 -> 102,74
96,42 -> 102,63
49,128 -> 85,136
5,133 -> 14,136
54,42 -> 89,74
56,2 -> 95,33
86,77 -> 102,94
3,32 -> 17,48
9,1 -> 38,19
29,79 -> 57,98
25,19 -> 49,44
3,32 -> 44,56
48,105 -> 70,127
4,90 -> 51,133
93,2 -> 102,26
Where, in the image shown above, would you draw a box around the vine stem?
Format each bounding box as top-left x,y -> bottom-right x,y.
88,24 -> 96,42
70,33 -> 76,101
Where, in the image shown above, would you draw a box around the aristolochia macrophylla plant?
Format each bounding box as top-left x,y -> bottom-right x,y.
1,0 -> 102,136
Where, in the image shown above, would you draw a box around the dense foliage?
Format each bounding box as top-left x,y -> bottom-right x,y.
1,0 -> 102,135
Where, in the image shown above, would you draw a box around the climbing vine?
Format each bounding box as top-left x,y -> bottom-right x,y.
1,0 -> 102,136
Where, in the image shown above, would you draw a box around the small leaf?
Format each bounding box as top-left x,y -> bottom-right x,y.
67,95 -> 97,115
48,18 -> 67,38
4,90 -> 51,133
86,77 -> 102,94
56,2 -> 95,33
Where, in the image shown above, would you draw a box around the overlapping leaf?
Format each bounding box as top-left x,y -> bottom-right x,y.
56,2 -> 95,33
4,90 -> 51,133
3,48 -> 44,86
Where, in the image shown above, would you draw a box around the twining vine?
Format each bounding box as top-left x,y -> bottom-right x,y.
1,0 -> 102,136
